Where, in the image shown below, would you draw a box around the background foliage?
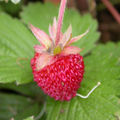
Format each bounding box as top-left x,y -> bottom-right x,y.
0,1 -> 120,120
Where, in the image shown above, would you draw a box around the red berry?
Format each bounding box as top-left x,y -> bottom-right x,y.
31,53 -> 84,101
29,0 -> 89,101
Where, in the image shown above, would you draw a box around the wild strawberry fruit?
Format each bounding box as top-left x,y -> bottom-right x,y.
30,0 -> 100,101
31,53 -> 84,101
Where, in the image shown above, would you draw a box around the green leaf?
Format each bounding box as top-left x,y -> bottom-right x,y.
20,2 -> 100,55
15,104 -> 38,120
24,116 -> 34,120
0,5 -> 3,12
46,42 -> 120,120
0,82 -> 44,98
0,0 -> 23,15
0,93 -> 42,120
0,13 -> 38,84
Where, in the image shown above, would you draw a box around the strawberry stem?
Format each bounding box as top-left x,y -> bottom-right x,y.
76,82 -> 101,99
55,0 -> 67,45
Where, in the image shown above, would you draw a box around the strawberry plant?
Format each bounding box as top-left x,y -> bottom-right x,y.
0,0 -> 120,120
